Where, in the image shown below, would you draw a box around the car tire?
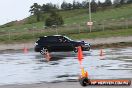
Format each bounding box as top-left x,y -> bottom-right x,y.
40,48 -> 48,55
74,47 -> 78,53
87,47 -> 90,51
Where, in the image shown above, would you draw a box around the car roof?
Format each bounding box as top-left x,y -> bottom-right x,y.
43,35 -> 63,37
39,35 -> 63,38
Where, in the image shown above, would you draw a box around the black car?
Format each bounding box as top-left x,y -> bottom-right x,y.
34,35 -> 90,54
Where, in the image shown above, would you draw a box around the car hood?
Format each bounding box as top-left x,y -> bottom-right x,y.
73,40 -> 90,46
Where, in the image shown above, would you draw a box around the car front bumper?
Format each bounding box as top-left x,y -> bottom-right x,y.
34,46 -> 41,52
82,45 -> 90,51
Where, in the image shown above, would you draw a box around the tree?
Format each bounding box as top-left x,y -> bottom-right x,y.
45,11 -> 64,27
113,0 -> 121,7
76,1 -> 82,9
127,0 -> 132,4
104,0 -> 112,7
61,1 -> 68,10
120,0 -> 125,5
41,3 -> 58,13
82,1 -> 88,8
61,1 -> 73,10
98,0 -> 102,7
91,0 -> 98,12
41,4 -> 50,13
29,3 -> 41,22
73,0 -> 76,9
73,0 -> 82,9
67,3 -> 73,10
61,1 -> 66,10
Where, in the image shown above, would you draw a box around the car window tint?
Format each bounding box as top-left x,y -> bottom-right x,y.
47,37 -> 58,42
58,36 -> 63,42
43,37 -> 48,42
58,36 -> 69,43
38,37 -> 47,43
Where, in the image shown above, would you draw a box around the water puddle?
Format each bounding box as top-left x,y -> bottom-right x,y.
0,47 -> 132,85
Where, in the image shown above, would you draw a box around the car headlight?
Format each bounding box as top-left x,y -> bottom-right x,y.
85,43 -> 90,45
34,43 -> 38,46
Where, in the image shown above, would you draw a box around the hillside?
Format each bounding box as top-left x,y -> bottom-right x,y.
0,4 -> 132,43
0,4 -> 132,30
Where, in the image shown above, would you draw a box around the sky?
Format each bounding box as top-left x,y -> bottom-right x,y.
0,0 -> 106,25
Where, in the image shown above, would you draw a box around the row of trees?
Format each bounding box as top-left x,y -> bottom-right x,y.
113,0 -> 132,7
30,0 -> 132,15
29,0 -> 132,26
61,0 -> 132,11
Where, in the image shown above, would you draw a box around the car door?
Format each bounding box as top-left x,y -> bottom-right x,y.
46,36 -> 61,51
58,36 -> 73,51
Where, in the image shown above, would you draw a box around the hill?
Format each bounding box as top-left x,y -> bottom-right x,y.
0,4 -> 132,43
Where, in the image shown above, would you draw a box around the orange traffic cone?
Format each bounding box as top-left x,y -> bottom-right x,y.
100,49 -> 104,56
44,51 -> 51,61
23,46 -> 28,54
78,46 -> 83,65
81,68 -> 89,78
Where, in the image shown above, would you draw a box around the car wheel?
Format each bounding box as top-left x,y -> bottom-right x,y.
74,47 -> 78,53
86,47 -> 90,51
40,48 -> 48,55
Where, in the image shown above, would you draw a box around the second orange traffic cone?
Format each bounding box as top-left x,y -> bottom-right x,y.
23,46 -> 28,54
77,46 -> 83,65
44,51 -> 51,61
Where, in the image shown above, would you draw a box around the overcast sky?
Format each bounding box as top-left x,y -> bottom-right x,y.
0,0 -> 107,25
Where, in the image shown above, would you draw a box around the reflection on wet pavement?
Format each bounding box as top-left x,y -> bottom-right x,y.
0,47 -> 132,85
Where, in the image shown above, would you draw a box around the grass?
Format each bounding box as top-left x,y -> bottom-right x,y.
68,28 -> 132,39
0,28 -> 131,43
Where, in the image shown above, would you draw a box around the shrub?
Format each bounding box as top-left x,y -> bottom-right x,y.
45,11 -> 64,27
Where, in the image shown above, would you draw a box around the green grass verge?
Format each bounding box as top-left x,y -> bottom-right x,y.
68,28 -> 132,39
0,28 -> 131,43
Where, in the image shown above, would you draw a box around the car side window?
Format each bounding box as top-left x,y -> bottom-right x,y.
58,38 -> 63,42
47,37 -> 59,43
58,37 -> 69,43
39,37 -> 47,43
57,37 -> 62,43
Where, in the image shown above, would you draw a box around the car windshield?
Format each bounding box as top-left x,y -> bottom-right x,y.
64,36 -> 74,41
